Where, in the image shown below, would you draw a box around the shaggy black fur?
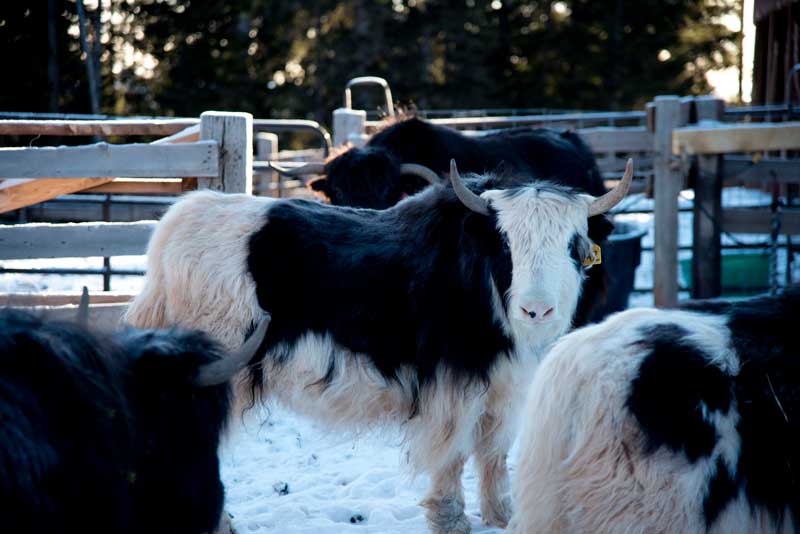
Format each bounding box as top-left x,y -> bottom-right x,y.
0,309 -> 232,534
309,117 -> 613,326
628,288 -> 800,529
627,323 -> 732,462
310,117 -> 607,209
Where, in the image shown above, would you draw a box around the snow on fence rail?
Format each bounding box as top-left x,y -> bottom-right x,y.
0,118 -> 198,137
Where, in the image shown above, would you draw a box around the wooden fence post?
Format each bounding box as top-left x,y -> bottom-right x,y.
691,96 -> 725,299
332,108 -> 366,147
200,111 -> 253,193
255,132 -> 279,197
652,96 -> 688,307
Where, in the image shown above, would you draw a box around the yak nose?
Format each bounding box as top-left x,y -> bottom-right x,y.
521,301 -> 556,322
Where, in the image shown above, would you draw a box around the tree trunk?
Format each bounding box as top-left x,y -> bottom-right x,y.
47,0 -> 60,112
76,0 -> 101,114
91,0 -> 103,100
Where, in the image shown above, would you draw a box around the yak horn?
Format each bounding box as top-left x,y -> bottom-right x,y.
588,158 -> 634,216
194,314 -> 271,387
76,286 -> 89,327
449,159 -> 490,215
399,163 -> 442,185
269,161 -> 326,177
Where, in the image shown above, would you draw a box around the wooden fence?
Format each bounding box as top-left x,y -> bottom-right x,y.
672,110 -> 800,301
3,99 -> 799,317
0,111 -> 254,324
333,95 -> 800,307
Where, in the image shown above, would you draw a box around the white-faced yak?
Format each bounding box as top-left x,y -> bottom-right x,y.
125,160 -> 633,534
0,308 -> 268,534
509,288 -> 800,534
278,116 -> 615,326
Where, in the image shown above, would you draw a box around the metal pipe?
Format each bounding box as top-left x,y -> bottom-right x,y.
344,77 -> 395,117
0,267 -> 144,276
784,63 -> 800,117
252,119 -> 332,156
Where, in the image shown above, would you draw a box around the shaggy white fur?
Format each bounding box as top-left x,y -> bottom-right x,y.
506,308 -> 790,534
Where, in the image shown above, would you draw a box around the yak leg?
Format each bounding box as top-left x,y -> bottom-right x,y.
421,455 -> 471,534
474,411 -> 514,528
213,511 -> 236,534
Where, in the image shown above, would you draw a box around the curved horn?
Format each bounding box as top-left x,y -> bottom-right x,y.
449,159 -> 489,215
269,161 -> 326,177
588,158 -> 634,217
76,286 -> 89,326
194,314 -> 271,387
399,163 -> 442,185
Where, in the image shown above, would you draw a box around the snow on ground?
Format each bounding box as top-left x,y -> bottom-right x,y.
221,407 -> 508,534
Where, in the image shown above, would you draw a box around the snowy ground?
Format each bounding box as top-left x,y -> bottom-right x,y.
221,407 -> 509,534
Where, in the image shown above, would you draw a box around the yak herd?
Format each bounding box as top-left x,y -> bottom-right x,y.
3,116 -> 798,534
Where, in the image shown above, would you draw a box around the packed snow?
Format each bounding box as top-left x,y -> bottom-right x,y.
221,407 -> 508,534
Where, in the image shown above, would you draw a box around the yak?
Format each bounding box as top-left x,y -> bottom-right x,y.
125,159 -> 633,534
509,288 -> 800,534
276,116 -> 616,326
0,304 -> 268,534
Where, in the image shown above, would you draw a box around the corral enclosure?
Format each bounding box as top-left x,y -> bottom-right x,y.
2,80 -> 799,317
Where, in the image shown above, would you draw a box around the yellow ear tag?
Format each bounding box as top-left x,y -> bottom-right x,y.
582,244 -> 602,267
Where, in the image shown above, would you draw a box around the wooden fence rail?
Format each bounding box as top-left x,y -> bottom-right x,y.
673,121 -> 800,155
0,221 -> 155,260
0,118 -> 198,137
0,140 -> 219,179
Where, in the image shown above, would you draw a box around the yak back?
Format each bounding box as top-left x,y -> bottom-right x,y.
368,117 -> 607,196
633,287 -> 800,528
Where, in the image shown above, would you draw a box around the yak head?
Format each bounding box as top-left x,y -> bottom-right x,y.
450,159 -> 632,350
308,147 -> 442,209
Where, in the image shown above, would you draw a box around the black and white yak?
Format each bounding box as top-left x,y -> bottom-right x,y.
509,287 -> 800,534
276,116 -> 614,326
0,306 -> 268,534
124,160 -> 633,534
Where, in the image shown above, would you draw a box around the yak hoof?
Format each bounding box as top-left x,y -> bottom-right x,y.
424,496 -> 472,534
213,511 -> 236,534
481,495 -> 512,528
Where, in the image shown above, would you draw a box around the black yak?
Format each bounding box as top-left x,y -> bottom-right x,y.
0,306 -> 268,534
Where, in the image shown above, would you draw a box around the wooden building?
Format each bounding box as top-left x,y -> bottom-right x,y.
753,0 -> 800,105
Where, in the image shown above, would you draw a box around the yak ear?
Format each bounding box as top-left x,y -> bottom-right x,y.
308,176 -> 330,193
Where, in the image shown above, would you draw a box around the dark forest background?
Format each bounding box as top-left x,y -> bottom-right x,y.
1,0 -> 741,124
